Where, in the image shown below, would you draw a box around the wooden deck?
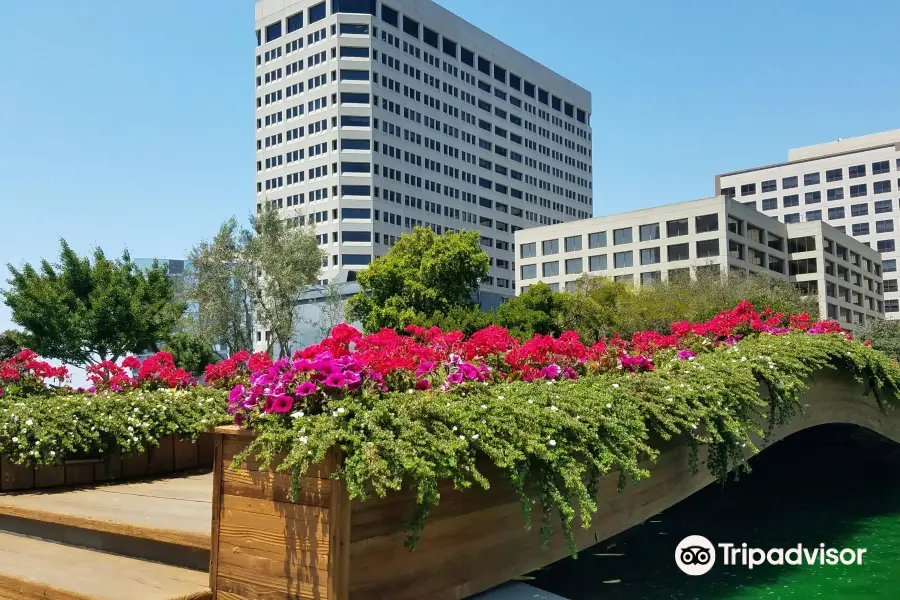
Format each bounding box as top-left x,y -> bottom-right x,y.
0,472 -> 213,600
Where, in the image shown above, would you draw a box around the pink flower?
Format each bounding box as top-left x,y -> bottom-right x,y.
415,361 -> 437,377
324,373 -> 347,388
414,378 -> 432,391
228,385 -> 245,404
296,381 -> 316,396
121,356 -> 141,369
269,395 -> 294,413
446,372 -> 464,385
677,349 -> 695,360
540,364 -> 561,379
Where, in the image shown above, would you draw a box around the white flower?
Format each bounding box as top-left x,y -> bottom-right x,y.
407,389 -> 414,394
336,407 -> 345,414
740,357 -> 747,362
664,386 -> 671,390
459,435 -> 466,441
471,434 -> 479,440
691,423 -> 698,429
451,426 -> 458,432
548,439 -> 557,447
497,396 -> 504,400
299,436 -> 308,444
688,356 -> 695,361
49,451 -> 55,457
481,404 -> 488,410
606,403 -> 612,409
612,383 -> 620,389
35,440 -> 40,446
291,411 -> 305,419
527,399 -> 534,404
133,407 -> 140,412
127,426 -> 133,432
25,419 -> 33,426
11,437 -> 18,443
550,405 -> 558,412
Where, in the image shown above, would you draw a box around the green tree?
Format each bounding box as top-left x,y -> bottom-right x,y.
858,319 -> 900,362
163,331 -> 221,376
347,228 -> 491,332
494,282 -> 571,339
0,330 -> 23,361
3,240 -> 183,366
185,218 -> 255,356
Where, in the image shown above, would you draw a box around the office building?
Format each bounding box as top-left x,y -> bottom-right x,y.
254,0 -> 593,311
513,197 -> 884,331
716,130 -> 900,315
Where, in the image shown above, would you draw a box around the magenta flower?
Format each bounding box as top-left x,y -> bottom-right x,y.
446,372 -> 464,385
414,378 -> 432,391
324,373 -> 347,388
296,381 -> 316,396
540,364 -> 561,379
562,366 -> 578,380
228,385 -> 245,404
460,363 -> 479,380
270,394 -> 294,413
677,349 -> 695,360
415,361 -> 437,377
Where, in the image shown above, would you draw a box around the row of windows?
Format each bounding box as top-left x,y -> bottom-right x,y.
723,161 -> 895,198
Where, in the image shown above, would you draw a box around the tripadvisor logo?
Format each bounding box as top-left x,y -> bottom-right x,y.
675,535 -> 867,576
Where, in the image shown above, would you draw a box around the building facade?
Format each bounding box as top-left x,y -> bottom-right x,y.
254,0 -> 593,310
716,130 -> 900,315
513,197 -> 884,332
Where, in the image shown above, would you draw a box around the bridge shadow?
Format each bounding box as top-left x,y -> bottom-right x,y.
526,424 -> 900,599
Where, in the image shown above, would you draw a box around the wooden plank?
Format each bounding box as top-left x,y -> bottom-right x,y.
217,519 -> 330,556
217,541 -> 331,574
198,432 -> 216,467
1,457 -> 34,492
33,465 -> 65,489
222,437 -> 336,478
222,481 -> 329,507
222,469 -> 331,507
64,463 -> 94,487
222,494 -> 330,526
210,433 -> 225,596
217,576 -> 320,600
149,435 -> 176,475
217,561 -> 329,599
121,451 -> 149,478
327,468 -> 350,600
94,450 -> 122,482
175,435 -> 200,471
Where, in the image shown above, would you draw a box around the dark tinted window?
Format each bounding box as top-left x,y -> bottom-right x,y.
508,73 -> 521,90
538,88 -> 549,105
341,139 -> 370,150
564,102 -> 574,118
442,37 -> 457,58
460,47 -> 474,67
577,108 -> 586,123
265,21 -> 282,42
340,46 -> 369,57
341,115 -> 370,127
342,254 -> 372,266
333,0 -> 375,14
423,26 -> 438,48
342,207 -> 371,219
309,2 -> 326,23
478,56 -> 491,75
494,65 -> 506,84
782,176 -> 798,189
340,23 -> 368,34
380,3 -> 398,24
343,231 -> 372,242
696,214 -> 719,233
341,187 -> 370,198
551,96 -> 562,111
340,69 -> 369,81
340,92 -> 370,104
402,16 -> 419,38
287,12 -> 303,33
524,81 -> 535,98
341,162 -> 371,173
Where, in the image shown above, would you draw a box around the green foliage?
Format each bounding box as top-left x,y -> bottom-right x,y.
0,387 -> 230,467
858,319 -> 900,362
3,240 -> 184,366
347,228 -> 491,332
185,206 -> 325,358
0,330 -> 22,361
238,333 -> 900,555
314,280 -> 349,340
164,332 -> 221,376
493,282 -> 571,339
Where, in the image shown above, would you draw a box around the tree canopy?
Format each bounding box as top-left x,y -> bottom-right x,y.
346,227 -> 491,332
164,331 -> 222,376
0,330 -> 23,361
3,240 -> 184,366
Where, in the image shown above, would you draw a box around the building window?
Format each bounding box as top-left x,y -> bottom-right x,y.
788,236 -> 816,253
849,164 -> 866,179
542,261 -> 559,277
728,240 -> 744,261
613,227 -> 633,245
782,176 -> 798,189
696,239 -> 720,258
666,218 -> 689,237
761,179 -> 777,193
874,180 -> 892,194
520,264 -> 536,280
695,214 -> 718,233
667,243 -> 689,261
640,247 -> 661,265
721,187 -> 735,200
827,188 -> 844,201
565,258 -> 583,275
873,160 -> 890,175
287,12 -> 304,33
885,280 -> 899,293
340,46 -> 370,58
640,271 -> 661,285
826,168 -> 843,182
520,242 -> 536,258
784,213 -> 800,223
805,191 -> 821,204
588,232 -> 607,249
762,198 -> 777,211
542,239 -> 559,255
851,203 -> 869,217
851,223 -> 870,236
828,207 -> 845,220
342,253 -> 372,266
741,183 -> 756,196
789,258 -> 817,276
884,259 -> 897,273
639,223 -> 660,241
613,251 -> 633,268
849,184 -> 867,198
877,220 -> 894,234
309,1 -> 327,23
783,194 -> 799,207
266,21 -> 283,42
804,172 -> 820,186
564,235 -> 582,252
878,240 -> 896,253
589,254 -> 607,271
875,200 -> 893,214
342,230 -> 372,242
333,0 -> 376,14
340,115 -> 370,127
341,208 -> 370,219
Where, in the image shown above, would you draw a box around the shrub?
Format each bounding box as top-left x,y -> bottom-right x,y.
858,319 -> 900,362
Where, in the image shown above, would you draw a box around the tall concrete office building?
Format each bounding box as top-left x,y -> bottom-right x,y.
253,0 -> 593,312
716,130 -> 900,316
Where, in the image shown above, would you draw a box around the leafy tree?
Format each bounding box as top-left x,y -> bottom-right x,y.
245,204 -> 324,357
164,332 -> 221,376
315,280 -> 349,340
0,330 -> 22,361
347,228 -> 491,332
185,218 -> 254,356
494,283 -> 571,339
3,240 -> 183,366
185,205 -> 324,358
858,319 -> 900,362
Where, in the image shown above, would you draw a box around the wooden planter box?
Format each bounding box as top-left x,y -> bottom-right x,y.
209,372 -> 900,599
0,432 -> 215,492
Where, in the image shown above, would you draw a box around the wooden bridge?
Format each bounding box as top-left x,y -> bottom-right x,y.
0,371 -> 897,599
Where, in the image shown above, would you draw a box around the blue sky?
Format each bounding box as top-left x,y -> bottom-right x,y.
1,0 -> 898,332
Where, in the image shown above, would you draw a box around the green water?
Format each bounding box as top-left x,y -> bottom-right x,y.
529,425 -> 900,599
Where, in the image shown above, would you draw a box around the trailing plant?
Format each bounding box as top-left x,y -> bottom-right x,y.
227,304 -> 900,555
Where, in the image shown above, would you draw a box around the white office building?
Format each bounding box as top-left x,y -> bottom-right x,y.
253,0 -> 593,318
716,130 -> 900,315
513,196 -> 884,332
